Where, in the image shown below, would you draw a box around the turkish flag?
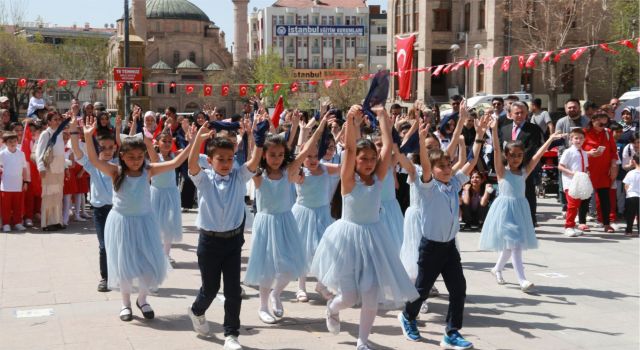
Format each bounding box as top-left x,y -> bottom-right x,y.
553,48 -> 570,63
395,34 -> 416,100
525,53 -> 538,68
542,51 -> 553,62
169,82 -> 177,89
37,79 -> 47,86
432,65 -> 444,76
570,47 -> 588,61
256,84 -> 265,94
273,84 -> 282,94
518,55 -> 525,69
221,84 -> 229,96
501,56 -> 512,72
58,79 -> 68,87
204,84 -> 213,96
239,84 -> 248,96
96,80 -> 106,88
324,80 -> 333,89
443,63 -> 454,74
132,82 -> 141,92
77,80 -> 88,87
339,79 -> 349,87
0,77 -> 6,84
620,39 -> 634,49
486,57 -> 501,69
18,78 -> 28,87
185,84 -> 195,94
116,82 -> 125,91
290,82 -> 299,92
309,80 -> 318,86
271,95 -> 284,128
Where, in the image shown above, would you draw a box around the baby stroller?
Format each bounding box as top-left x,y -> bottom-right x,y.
537,147 -> 559,198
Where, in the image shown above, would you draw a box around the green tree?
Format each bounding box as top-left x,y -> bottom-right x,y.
54,37 -> 109,99
609,0 -> 639,96
318,71 -> 368,111
252,50 -> 293,107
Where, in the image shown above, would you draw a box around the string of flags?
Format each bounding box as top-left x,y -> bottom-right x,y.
0,38 -> 638,98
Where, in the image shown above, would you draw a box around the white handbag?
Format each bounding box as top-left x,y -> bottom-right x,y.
568,171 -> 593,200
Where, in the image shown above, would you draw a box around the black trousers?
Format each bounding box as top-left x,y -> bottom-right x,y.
191,230 -> 244,337
625,197 -> 639,233
403,238 -> 466,334
396,172 -> 410,214
460,204 -> 489,226
92,205 -> 112,280
180,172 -> 197,209
525,176 -> 537,225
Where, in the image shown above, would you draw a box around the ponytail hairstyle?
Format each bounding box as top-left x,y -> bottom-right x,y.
154,128 -> 174,160
113,137 -> 148,192
257,134 -> 293,176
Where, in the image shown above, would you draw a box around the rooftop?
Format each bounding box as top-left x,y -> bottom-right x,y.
272,0 -> 367,8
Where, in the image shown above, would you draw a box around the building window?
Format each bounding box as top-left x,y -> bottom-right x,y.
321,16 -> 327,25
377,26 -> 387,34
312,56 -> 320,69
157,81 -> 165,94
173,51 -> 180,67
376,45 -> 387,56
403,0 -> 411,32
433,1 -> 451,32
189,51 -> 196,63
395,0 -> 401,34
323,37 -> 331,47
169,81 -> 176,94
335,38 -> 342,48
520,68 -> 533,92
155,22 -> 160,32
297,58 -> 308,68
413,0 -> 419,31
312,15 -> 319,25
464,3 -> 471,32
336,15 -> 343,25
476,66 -> 484,92
278,16 -> 284,25
478,0 -> 485,30
286,16 -> 294,24
174,22 -> 180,32
322,58 -> 331,69
335,58 -> 343,69
329,16 -> 334,25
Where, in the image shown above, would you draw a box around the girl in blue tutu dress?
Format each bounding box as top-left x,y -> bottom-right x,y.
480,118 -> 562,292
81,116 -> 192,322
310,105 -> 418,350
291,118 -> 340,303
244,114 -> 330,324
150,129 -> 191,266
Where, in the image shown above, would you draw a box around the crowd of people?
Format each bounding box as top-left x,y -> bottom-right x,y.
0,87 -> 638,350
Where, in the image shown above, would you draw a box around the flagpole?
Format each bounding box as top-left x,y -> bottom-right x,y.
123,0 -> 131,124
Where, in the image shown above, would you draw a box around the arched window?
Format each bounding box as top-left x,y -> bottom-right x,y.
157,81 -> 165,94
189,51 -> 196,64
173,51 -> 180,67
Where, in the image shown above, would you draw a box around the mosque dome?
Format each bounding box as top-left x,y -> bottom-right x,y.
145,0 -> 211,22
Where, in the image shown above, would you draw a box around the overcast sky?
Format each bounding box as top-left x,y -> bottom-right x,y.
20,0 -> 386,49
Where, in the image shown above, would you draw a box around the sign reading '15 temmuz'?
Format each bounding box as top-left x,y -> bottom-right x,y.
275,25 -> 365,36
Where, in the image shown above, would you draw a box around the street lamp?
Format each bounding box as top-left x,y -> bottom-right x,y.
473,44 -> 483,96
123,0 -> 130,122
449,44 -> 461,96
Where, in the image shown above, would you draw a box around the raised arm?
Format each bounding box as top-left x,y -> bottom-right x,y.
288,113 -> 330,180
340,105 -> 360,195
491,117 -> 505,180
245,114 -> 265,173
452,135 -> 467,172
69,117 -> 85,160
446,101 -> 468,159
394,143 -> 417,182
149,142 -> 193,177
188,124 -> 215,176
460,114 -> 490,176
374,107 -> 393,181
525,132 -> 563,177
83,116 -> 119,178
287,110 -> 300,151
145,135 -> 160,163
418,119 -> 432,183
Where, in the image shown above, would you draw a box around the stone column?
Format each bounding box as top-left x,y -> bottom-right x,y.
232,0 -> 250,66
132,0 -> 147,41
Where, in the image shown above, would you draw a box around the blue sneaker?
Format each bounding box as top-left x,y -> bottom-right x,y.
397,312 -> 421,341
440,331 -> 473,349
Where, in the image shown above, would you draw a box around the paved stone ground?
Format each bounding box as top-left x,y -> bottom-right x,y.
0,197 -> 638,350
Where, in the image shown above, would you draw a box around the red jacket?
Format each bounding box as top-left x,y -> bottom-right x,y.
583,127 -> 618,188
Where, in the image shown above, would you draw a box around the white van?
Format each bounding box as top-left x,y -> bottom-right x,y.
465,93 -> 533,110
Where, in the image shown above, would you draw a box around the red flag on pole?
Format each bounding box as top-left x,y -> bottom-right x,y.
239,84 -> 248,96
132,82 -> 141,92
554,48 -> 570,62
273,84 -> 282,94
116,82 -> 125,91
221,84 -> 229,96
324,80 -> 333,88
570,47 -> 588,61
21,121 -> 32,163
542,51 -> 553,62
18,78 -> 28,87
185,84 -> 195,94
525,53 -> 538,68
271,95 -> 284,128
256,84 -> 265,94
395,34 -> 416,100
501,56 -> 512,72
203,84 -> 212,96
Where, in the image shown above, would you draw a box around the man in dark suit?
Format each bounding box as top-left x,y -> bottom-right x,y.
499,101 -> 544,226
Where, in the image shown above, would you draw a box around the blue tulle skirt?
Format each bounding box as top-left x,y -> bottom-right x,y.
292,203 -> 334,270
104,210 -> 168,290
150,185 -> 183,244
400,206 -> 422,280
244,211 -> 307,287
380,199 -> 404,254
310,219 -> 419,309
479,196 -> 538,251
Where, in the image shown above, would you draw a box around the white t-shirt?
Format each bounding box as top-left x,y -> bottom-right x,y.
559,145 -> 589,189
0,148 -> 27,192
623,169 -> 640,198
622,144 -> 636,170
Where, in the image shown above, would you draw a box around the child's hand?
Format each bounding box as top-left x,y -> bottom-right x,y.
197,123 -> 215,141
115,115 -> 122,131
418,119 -> 430,140
83,116 -> 96,136
548,132 -> 564,141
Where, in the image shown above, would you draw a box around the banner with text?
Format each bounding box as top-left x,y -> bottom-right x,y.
275,25 -> 365,37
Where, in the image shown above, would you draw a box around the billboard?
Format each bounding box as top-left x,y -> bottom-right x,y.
292,69 -> 358,79
113,67 -> 143,82
276,25 -> 365,37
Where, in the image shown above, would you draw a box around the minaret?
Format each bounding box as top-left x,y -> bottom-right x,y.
232,0 -> 249,66
132,0 -> 147,41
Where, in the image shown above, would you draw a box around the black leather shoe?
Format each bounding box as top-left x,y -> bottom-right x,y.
97,279 -> 110,292
136,300 -> 155,320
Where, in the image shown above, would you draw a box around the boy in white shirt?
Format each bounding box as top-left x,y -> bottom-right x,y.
0,132 -> 30,232
623,154 -> 640,237
558,128 -> 589,237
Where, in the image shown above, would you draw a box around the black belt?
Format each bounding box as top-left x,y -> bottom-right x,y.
199,216 -> 245,239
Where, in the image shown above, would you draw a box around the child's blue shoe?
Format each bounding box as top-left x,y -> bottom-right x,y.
440,331 -> 473,349
398,312 -> 421,341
